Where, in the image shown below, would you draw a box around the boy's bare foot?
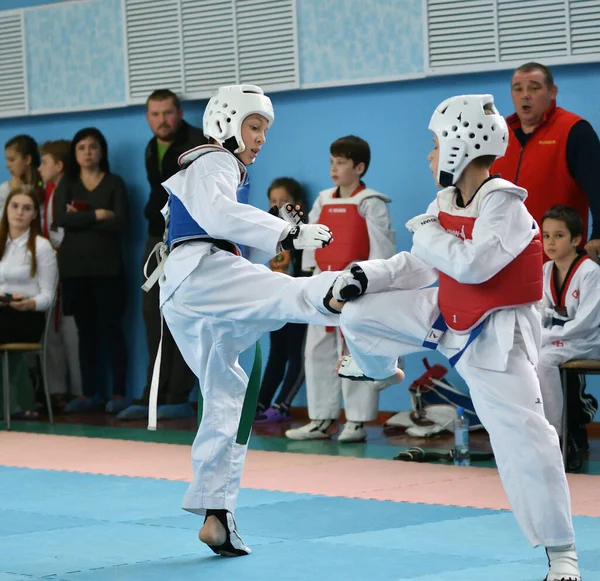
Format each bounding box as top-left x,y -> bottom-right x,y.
198,510 -> 251,557
380,368 -> 405,387
199,515 -> 226,546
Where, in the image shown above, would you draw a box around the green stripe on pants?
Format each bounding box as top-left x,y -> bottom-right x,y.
197,342 -> 263,447
236,341 -> 262,445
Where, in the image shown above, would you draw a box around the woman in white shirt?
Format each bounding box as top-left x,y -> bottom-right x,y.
0,187 -> 58,420
0,187 -> 57,340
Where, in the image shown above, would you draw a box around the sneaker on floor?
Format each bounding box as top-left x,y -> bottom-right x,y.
285,420 -> 334,440
105,397 -> 128,414
254,406 -> 292,423
116,404 -> 149,420
63,395 -> 104,414
337,421 -> 367,443
157,403 -> 195,420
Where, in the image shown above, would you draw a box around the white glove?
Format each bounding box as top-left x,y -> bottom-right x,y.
405,214 -> 439,233
331,265 -> 368,301
282,223 -> 332,250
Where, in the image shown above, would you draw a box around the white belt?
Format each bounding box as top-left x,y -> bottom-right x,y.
141,241 -> 168,430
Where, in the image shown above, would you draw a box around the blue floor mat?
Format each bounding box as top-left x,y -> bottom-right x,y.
0,466 -> 598,581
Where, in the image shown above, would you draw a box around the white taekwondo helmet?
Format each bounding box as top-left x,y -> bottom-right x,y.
428,94 -> 508,187
203,84 -> 274,155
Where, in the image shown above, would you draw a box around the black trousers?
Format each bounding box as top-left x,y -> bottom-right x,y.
62,276 -> 127,398
257,322 -> 307,412
0,308 -> 45,343
141,236 -> 196,405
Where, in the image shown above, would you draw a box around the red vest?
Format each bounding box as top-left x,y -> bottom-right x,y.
436,181 -> 543,332
43,182 -> 56,239
491,103 -> 588,242
314,185 -> 390,271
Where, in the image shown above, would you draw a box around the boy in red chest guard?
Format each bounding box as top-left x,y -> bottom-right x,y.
286,136 -> 396,443
330,95 -> 581,581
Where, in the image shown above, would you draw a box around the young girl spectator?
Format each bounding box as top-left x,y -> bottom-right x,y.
254,178 -> 310,423
1,135 -> 42,219
54,128 -> 129,414
0,187 -> 58,418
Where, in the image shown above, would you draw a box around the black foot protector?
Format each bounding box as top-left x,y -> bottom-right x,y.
204,509 -> 251,557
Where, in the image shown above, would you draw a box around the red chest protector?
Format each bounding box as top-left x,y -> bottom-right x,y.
314,185 -> 390,271
436,181 -> 543,333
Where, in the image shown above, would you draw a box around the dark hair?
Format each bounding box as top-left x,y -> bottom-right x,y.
40,139 -> 71,171
513,62 -> 554,88
267,177 -> 308,212
68,127 -> 109,177
4,134 -> 41,187
0,187 -> 43,277
146,89 -> 181,110
330,135 -> 371,177
542,205 -> 583,239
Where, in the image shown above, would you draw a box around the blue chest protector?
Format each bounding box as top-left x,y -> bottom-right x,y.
166,158 -> 250,258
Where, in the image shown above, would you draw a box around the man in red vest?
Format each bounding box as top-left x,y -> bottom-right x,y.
492,62 -> 600,463
492,61 -> 600,260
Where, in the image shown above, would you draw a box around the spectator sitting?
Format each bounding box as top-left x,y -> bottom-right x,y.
538,205 -> 600,470
0,187 -> 58,419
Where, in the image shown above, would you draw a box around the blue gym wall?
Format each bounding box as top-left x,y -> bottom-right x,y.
1,0 -> 599,411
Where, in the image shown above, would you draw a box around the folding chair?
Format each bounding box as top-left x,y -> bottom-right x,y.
559,359 -> 600,466
1,284 -> 58,430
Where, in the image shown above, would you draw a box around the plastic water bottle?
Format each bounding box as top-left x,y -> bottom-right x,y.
453,406 -> 471,466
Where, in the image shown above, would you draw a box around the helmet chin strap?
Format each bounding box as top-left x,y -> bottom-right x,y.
439,170 -> 454,188
222,136 -> 239,154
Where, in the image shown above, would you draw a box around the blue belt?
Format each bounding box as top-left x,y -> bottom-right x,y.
422,313 -> 485,367
551,317 -> 566,327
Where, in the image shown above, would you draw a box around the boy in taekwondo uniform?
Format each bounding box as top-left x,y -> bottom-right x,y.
329,94 -> 581,581
147,84 -> 341,557
538,204 -> 600,437
286,136 -> 396,443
